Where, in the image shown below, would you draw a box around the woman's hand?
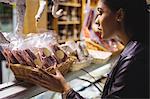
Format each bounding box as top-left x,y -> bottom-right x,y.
50,69 -> 71,93
29,68 -> 71,93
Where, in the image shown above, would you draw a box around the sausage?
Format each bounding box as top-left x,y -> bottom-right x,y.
2,48 -> 18,64
12,50 -> 27,65
1,48 -> 9,61
21,50 -> 36,67
24,49 -> 37,60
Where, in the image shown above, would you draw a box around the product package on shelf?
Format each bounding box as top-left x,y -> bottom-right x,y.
60,40 -> 113,71
87,49 -> 112,64
0,32 -> 75,92
60,41 -> 93,71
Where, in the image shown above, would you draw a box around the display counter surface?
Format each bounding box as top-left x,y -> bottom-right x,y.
0,62 -> 112,99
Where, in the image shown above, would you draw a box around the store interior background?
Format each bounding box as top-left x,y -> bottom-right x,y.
0,0 -> 149,99
0,0 -> 98,84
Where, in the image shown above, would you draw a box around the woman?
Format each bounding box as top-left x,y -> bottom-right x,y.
31,0 -> 149,98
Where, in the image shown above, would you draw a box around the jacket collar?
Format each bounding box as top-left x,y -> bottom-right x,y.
120,40 -> 143,59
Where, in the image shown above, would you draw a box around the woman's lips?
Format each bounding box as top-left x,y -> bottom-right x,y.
97,28 -> 102,34
97,28 -> 103,38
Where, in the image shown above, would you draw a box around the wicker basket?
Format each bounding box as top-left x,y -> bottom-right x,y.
8,57 -> 75,91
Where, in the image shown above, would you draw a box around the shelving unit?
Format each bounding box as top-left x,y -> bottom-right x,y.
47,0 -> 85,43
58,21 -> 80,25
59,2 -> 81,7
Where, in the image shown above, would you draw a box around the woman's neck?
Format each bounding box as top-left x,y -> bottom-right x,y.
115,29 -> 130,46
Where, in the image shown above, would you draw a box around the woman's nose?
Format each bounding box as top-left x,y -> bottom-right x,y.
95,15 -> 100,26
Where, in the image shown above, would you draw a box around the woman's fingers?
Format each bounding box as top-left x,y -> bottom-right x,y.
55,68 -> 61,75
50,65 -> 62,77
28,74 -> 63,92
39,67 -> 56,78
53,63 -> 57,69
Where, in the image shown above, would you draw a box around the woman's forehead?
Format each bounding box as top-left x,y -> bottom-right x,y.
97,0 -> 111,12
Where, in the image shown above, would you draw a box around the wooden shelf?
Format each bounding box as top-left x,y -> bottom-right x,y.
58,21 -> 80,25
47,0 -> 85,43
59,2 -> 81,7
58,38 -> 80,43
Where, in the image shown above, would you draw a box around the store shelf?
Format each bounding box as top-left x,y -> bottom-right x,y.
47,0 -> 85,44
59,2 -> 81,7
58,38 -> 80,43
58,21 -> 80,25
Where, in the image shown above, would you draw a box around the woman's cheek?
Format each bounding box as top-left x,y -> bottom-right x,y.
101,20 -> 106,37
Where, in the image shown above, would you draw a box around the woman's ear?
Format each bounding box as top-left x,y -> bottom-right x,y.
116,8 -> 124,22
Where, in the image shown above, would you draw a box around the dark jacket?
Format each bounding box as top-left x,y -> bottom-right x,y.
102,40 -> 149,98
63,41 -> 149,99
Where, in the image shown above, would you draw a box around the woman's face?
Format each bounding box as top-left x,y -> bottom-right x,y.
95,0 -> 119,40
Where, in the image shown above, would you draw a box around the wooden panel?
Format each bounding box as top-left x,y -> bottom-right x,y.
58,21 -> 80,25
23,0 -> 47,34
81,0 -> 86,27
90,0 -> 99,8
59,2 -> 81,7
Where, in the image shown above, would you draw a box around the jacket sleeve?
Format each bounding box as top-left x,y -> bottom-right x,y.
62,89 -> 85,99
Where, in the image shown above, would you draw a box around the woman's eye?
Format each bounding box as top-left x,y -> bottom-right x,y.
95,8 -> 103,20
95,11 -> 102,20
97,8 -> 103,15
98,11 -> 102,15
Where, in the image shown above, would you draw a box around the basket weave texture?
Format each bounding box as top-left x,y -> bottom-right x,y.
8,57 -> 75,91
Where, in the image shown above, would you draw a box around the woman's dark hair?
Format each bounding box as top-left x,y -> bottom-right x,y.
101,0 -> 149,47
